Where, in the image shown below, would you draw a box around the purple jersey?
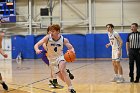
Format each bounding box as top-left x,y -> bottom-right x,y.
41,48 -> 49,65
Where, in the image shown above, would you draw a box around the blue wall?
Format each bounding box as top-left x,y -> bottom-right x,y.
11,33 -> 128,59
12,35 -> 35,59
12,35 -> 25,59
95,34 -> 111,58
94,33 -> 128,58
63,34 -> 87,58
34,35 -> 46,59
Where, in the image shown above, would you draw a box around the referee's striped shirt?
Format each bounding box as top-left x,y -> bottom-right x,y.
127,31 -> 140,49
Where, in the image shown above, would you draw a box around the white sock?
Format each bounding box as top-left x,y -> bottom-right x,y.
68,86 -> 73,90
114,74 -> 118,77
119,75 -> 123,78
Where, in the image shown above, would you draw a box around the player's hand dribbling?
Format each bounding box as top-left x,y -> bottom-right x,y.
67,50 -> 75,54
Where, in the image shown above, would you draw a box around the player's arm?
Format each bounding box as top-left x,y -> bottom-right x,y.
0,18 -> 5,23
0,35 -> 7,58
105,43 -> 111,48
64,38 -> 75,53
115,34 -> 123,57
0,48 -> 8,58
42,43 -> 47,51
116,34 -> 123,50
34,35 -> 49,54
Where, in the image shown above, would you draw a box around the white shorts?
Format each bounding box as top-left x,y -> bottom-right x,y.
112,49 -> 122,61
49,56 -> 65,74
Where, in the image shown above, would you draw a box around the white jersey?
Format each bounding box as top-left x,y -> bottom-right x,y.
46,34 -> 64,61
108,31 -> 120,50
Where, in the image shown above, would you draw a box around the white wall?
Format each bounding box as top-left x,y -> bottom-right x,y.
1,0 -> 140,59
94,0 -> 140,33
2,0 -> 140,34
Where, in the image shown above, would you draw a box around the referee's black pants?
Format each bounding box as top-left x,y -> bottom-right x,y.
129,49 -> 140,78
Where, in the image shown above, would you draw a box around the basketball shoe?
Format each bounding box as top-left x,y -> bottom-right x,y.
49,80 -> 63,88
116,77 -> 125,83
49,80 -> 58,88
111,76 -> 118,82
69,89 -> 76,93
130,77 -> 134,82
1,82 -> 8,90
134,77 -> 139,83
66,69 -> 74,80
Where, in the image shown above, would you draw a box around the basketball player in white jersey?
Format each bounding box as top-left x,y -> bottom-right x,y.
0,20 -> 8,90
0,32 -> 8,90
34,24 -> 76,93
42,26 -> 74,88
105,24 -> 124,83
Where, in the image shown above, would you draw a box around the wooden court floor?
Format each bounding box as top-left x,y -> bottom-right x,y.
0,59 -> 140,93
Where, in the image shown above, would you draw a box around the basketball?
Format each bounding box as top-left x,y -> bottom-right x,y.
64,50 -> 76,62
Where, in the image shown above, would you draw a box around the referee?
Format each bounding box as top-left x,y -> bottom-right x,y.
126,23 -> 140,83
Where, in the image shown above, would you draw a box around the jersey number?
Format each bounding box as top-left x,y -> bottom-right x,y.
54,47 -> 57,52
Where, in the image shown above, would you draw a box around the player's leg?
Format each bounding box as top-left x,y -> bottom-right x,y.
41,51 -> 61,86
111,51 -> 119,82
56,69 -> 74,82
46,64 -> 56,86
116,61 -> 123,75
49,65 -> 60,88
66,69 -> 74,80
57,69 -> 74,82
115,50 -> 124,83
58,69 -> 74,80
59,61 -> 76,93
112,61 -> 118,74
116,61 -> 124,83
42,56 -> 58,86
0,73 -> 8,90
57,72 -> 65,82
112,50 -> 119,74
48,62 -> 70,88
111,60 -> 119,82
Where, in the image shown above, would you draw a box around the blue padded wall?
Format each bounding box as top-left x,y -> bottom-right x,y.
94,33 -> 128,58
34,35 -> 45,59
94,33 -> 111,58
86,34 -> 95,58
25,35 -> 35,58
12,35 -> 35,59
12,35 -> 26,59
63,34 -> 86,58
11,33 -> 129,59
120,33 -> 128,58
